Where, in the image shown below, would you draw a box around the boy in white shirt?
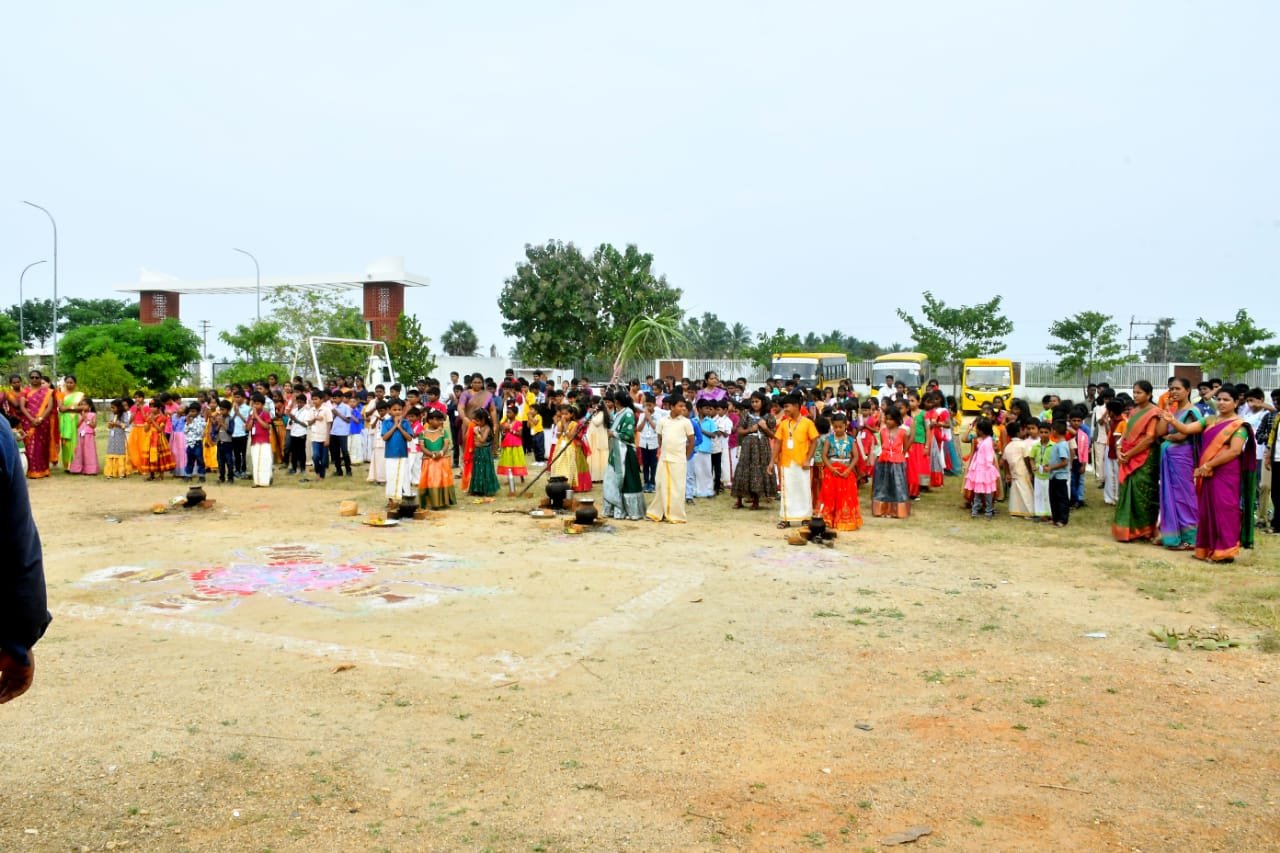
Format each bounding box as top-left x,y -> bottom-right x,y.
287,393 -> 310,475
713,400 -> 733,493
305,389 -> 333,479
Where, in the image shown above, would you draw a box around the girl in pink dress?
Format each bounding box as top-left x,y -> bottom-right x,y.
964,418 -> 999,519
69,397 -> 100,475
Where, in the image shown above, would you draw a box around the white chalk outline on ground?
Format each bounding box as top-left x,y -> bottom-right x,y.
51,568 -> 705,684
481,569 -> 705,683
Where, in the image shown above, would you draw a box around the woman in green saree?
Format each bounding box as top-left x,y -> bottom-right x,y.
1112,380 -> 1161,543
57,375 -> 85,470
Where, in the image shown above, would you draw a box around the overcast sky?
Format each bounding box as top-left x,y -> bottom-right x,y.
3,1 -> 1277,363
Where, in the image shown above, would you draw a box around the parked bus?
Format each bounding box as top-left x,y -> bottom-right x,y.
871,352 -> 929,396
961,357 -> 1014,413
770,352 -> 850,390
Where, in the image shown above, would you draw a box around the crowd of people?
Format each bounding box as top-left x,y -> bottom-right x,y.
2,367 -> 1277,561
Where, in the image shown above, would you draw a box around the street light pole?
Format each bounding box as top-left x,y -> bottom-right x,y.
233,247 -> 261,320
21,201 -> 57,375
18,259 -> 47,346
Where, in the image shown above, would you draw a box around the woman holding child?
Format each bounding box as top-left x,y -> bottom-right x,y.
1112,381 -> 1161,542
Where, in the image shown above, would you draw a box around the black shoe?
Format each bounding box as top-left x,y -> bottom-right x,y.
199,476 -> 206,483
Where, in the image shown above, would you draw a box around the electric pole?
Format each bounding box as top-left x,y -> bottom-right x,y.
199,320 -> 212,359
1128,316 -> 1158,360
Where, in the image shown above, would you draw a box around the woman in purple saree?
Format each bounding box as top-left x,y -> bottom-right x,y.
1158,378 -> 1198,550
1162,388 -> 1255,563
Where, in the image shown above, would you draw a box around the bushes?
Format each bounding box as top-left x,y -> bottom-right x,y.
75,352 -> 136,400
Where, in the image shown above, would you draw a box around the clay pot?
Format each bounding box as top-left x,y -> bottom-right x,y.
397,497 -> 419,519
546,476 -> 570,510
574,498 -> 598,527
184,485 -> 207,508
807,515 -> 827,540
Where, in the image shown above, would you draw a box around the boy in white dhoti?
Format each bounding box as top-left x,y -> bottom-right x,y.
772,394 -> 819,528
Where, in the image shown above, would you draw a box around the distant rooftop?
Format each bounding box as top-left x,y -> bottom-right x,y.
115,256 -> 430,295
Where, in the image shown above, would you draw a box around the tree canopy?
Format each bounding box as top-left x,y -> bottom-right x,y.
1047,311 -> 1131,385
388,314 -> 437,381
0,315 -> 22,365
1184,309 -> 1279,380
219,319 -> 285,363
265,287 -> 367,378
4,298 -> 56,348
896,292 -> 1013,393
59,318 -> 200,390
440,320 -> 479,357
59,298 -> 139,329
74,351 -> 136,399
1140,317 -> 1193,364
499,240 -> 682,369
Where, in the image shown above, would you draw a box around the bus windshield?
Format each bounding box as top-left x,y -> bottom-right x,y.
964,366 -> 1011,390
772,360 -> 818,381
872,365 -> 922,388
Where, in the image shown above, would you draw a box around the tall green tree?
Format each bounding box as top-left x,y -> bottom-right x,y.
388,313 -> 437,381
1047,311 -> 1131,387
440,320 -> 479,356
896,291 -> 1014,395
1140,317 -> 1193,363
500,240 -> 682,369
59,298 -> 139,331
4,298 -> 57,348
0,315 -> 22,365
746,327 -> 803,372
265,287 -> 366,378
219,319 -> 285,363
59,319 -> 200,390
681,312 -> 733,357
728,322 -> 752,358
1185,309 -> 1280,381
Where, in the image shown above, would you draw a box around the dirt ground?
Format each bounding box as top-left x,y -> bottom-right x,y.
4,467 -> 1279,852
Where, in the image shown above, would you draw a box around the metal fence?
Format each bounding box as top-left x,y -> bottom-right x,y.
1020,362 -> 1280,390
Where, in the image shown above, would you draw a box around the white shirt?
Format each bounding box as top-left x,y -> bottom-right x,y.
880,383 -> 895,398
1242,409 -> 1267,460
713,414 -> 732,453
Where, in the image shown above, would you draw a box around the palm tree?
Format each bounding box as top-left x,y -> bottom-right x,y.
440,320 -> 479,357
611,311 -> 686,386
728,322 -> 751,358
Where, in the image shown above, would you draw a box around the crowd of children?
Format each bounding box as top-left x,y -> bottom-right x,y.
4,368 -> 1277,558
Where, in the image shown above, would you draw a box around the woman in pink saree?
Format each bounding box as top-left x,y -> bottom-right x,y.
20,370 -> 58,479
1161,388 -> 1255,563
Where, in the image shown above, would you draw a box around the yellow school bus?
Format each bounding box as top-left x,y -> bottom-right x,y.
770,352 -> 849,390
871,352 -> 929,396
961,357 -> 1014,413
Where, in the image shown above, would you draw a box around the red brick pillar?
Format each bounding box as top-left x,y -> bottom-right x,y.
362,281 -> 404,340
139,291 -> 180,324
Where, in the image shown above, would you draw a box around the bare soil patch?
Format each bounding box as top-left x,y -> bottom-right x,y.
4,472 -> 1279,851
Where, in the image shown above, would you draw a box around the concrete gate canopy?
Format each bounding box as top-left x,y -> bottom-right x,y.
114,256 -> 430,340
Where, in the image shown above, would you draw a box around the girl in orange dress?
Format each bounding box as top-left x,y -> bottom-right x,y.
820,412 -> 864,531
137,400 -> 177,479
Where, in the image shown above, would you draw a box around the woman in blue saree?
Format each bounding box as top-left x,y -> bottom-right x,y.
1158,378 -> 1199,550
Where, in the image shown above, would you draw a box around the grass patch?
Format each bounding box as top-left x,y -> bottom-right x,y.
1024,697 -> 1048,708
1100,550 -> 1280,632
1216,586 -> 1280,633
